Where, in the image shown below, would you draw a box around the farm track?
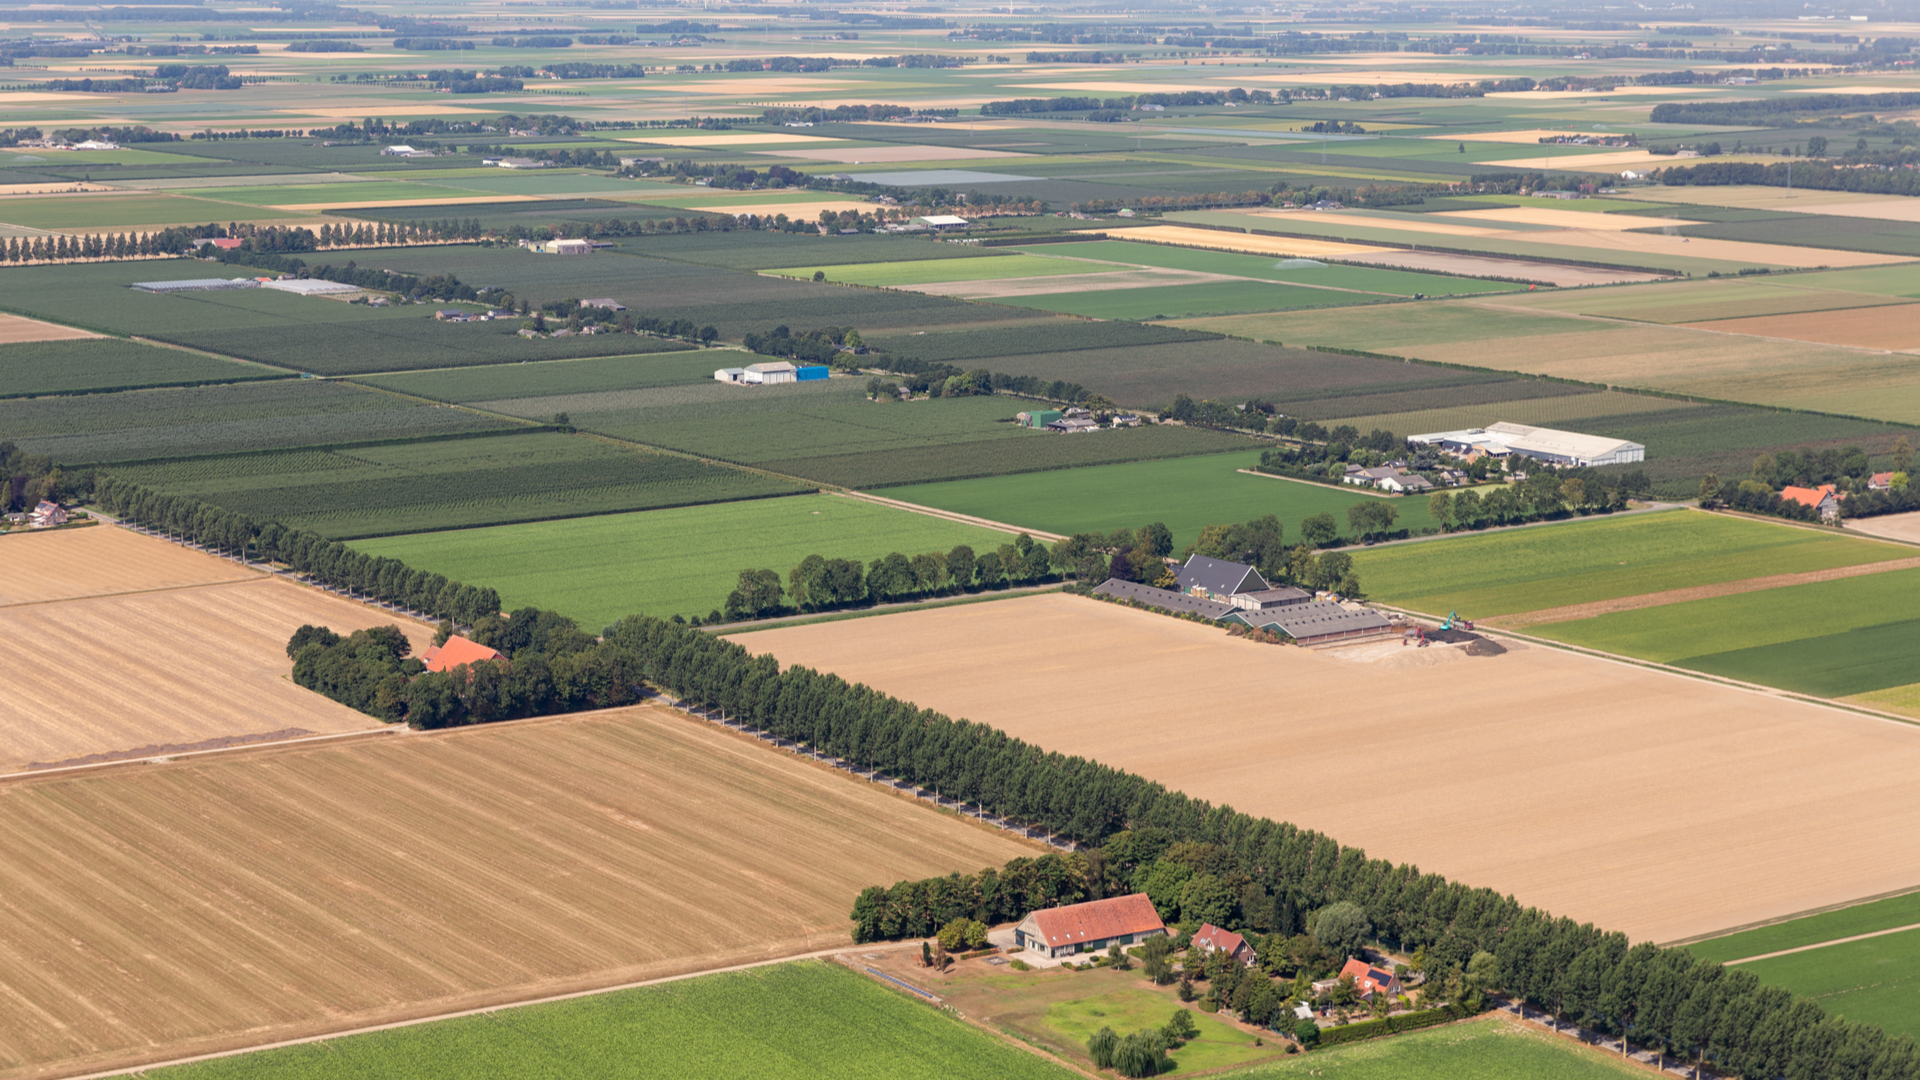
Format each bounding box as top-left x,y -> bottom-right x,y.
1491,555 -> 1920,629
837,489 -> 1066,541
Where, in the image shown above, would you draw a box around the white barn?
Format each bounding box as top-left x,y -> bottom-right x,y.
1409,421 -> 1644,467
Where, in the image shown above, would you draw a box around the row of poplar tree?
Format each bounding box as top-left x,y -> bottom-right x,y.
92,482 -> 1917,1079
90,479 -> 501,625
592,616 -> 1917,1080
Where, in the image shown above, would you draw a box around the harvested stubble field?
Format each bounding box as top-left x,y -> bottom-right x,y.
1684,304 -> 1920,352
0,527 -> 426,773
0,707 -> 1032,1079
0,313 -> 94,343
735,593 -> 1920,945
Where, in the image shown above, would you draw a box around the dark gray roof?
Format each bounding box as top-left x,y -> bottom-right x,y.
1239,600 -> 1391,641
1238,586 -> 1310,605
1093,579 -> 1236,620
1176,554 -> 1268,597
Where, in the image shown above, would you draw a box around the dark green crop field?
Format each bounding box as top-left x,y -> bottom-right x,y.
0,338 -> 285,398
474,378 -> 1249,488
0,380 -> 519,464
636,230 -> 1010,271
352,348 -> 709,403
865,321 -> 1216,365
1533,567 -> 1920,696
108,430 -> 805,538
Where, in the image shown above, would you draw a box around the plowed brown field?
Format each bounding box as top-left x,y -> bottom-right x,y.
736,594 -> 1920,946
0,527 -> 428,772
0,313 -> 96,343
0,708 -> 1031,1079
1685,303 -> 1920,352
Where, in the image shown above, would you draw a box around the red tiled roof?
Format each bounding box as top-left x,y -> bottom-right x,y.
1025,893 -> 1164,947
1339,956 -> 1399,995
420,635 -> 504,674
1779,485 -> 1835,509
1194,923 -> 1250,957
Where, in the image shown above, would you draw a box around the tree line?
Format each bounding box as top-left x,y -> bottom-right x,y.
90,479 -> 501,624
721,534 -> 1064,622
249,545 -> 1919,1078
429,612 -> 1913,1080
1656,159 -> 1920,198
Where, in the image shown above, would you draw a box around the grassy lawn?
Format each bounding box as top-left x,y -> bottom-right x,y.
1220,1016 -> 1647,1079
151,961 -> 1075,1080
763,254 -> 1086,286
1531,568 -> 1920,695
351,493 -> 1017,627
887,451 -> 1442,550
1352,510 -> 1909,619
1688,891 -> 1920,964
1046,986 -> 1275,1072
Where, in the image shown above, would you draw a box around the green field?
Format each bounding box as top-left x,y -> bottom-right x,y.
471,379 -> 1250,489
1689,892 -> 1920,965
888,451 -> 1442,550
765,254 -> 1088,286
352,493 -> 1018,625
1354,510 -> 1909,619
1220,1016 -> 1646,1079
1001,278 -> 1386,320
1725,931 -> 1920,1040
153,961 -> 1074,1080
0,379 -> 520,463
0,338 -> 283,398
109,431 -> 804,538
350,348 -> 710,403
1531,567 -> 1920,696
1015,240 -> 1524,296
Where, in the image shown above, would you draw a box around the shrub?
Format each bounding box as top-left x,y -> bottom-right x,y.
1010,958 -> 1030,971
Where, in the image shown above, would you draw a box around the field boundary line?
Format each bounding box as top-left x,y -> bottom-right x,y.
0,726 -> 401,785
1373,603 -> 1920,741
1490,555 -> 1920,629
1721,922 -> 1920,966
0,573 -> 269,611
63,949 -> 857,1080
1666,885 -> 1920,948
836,490 -> 1065,541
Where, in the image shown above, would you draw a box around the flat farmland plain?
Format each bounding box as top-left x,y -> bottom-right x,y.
0,708 -> 1033,1079
736,593 -> 1920,944
0,528 -> 429,772
1684,304 -> 1920,352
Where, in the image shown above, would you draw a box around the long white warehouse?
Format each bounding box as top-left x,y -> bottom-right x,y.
1409,421 -> 1645,467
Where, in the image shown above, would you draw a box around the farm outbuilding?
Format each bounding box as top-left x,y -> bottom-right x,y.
1092,579 -> 1236,619
261,279 -> 360,296
744,362 -> 797,384
1014,893 -> 1165,959
1175,554 -> 1269,601
131,278 -> 258,293
1017,410 -> 1063,429
1226,601 -> 1393,646
796,365 -> 829,382
1409,422 -> 1644,468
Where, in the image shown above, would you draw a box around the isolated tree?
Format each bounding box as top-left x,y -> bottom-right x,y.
1428,490 -> 1453,529
1300,512 -> 1338,547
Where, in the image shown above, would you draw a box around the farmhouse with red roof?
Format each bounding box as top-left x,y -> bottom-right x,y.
1779,484 -> 1841,522
1013,893 -> 1166,959
1192,923 -> 1258,967
420,635 -> 504,674
1336,956 -> 1403,1000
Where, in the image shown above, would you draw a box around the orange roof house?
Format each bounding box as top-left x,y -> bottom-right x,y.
419,634 -> 504,673
1013,893 -> 1167,959
1193,923 -> 1258,967
1338,956 -> 1403,999
1779,484 -> 1840,521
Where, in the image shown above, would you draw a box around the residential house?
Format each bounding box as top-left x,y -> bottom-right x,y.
1175,554 -> 1269,601
30,500 -> 68,528
1780,484 -> 1842,522
1110,414 -> 1142,428
1013,893 -> 1166,959
420,635 -> 505,674
1870,472 -> 1895,491
1192,924 -> 1258,967
1312,957 -> 1403,1001
1343,465 -> 1431,493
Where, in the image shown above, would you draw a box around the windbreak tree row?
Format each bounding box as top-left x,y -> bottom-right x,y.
90,478 -> 500,623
